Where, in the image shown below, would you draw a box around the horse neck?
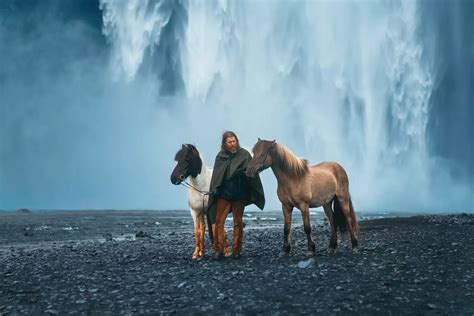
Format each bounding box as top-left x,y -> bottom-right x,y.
270,162 -> 293,185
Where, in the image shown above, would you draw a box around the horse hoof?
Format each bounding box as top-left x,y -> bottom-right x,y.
232,253 -> 242,259
278,251 -> 289,258
327,247 -> 337,255
224,248 -> 233,258
192,250 -> 202,260
211,252 -> 224,261
306,250 -> 316,257
282,245 -> 291,255
352,248 -> 360,255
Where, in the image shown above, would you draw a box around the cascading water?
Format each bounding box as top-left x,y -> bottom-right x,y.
98,0 -> 462,211
100,0 -> 174,81
0,0 -> 471,211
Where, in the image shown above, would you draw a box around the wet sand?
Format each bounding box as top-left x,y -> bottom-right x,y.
0,210 -> 473,315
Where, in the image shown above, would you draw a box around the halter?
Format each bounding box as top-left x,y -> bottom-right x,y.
256,144 -> 272,174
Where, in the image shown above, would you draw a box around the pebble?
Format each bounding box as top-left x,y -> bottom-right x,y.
297,258 -> 315,269
0,213 -> 472,315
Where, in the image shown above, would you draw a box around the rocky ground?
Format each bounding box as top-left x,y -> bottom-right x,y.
0,210 -> 473,315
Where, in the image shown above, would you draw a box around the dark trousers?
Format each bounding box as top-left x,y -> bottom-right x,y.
213,198 -> 244,255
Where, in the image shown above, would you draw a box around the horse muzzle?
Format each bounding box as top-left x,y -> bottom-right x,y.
170,174 -> 186,185
246,165 -> 261,178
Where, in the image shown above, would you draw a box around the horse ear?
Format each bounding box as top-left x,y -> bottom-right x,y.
271,140 -> 277,148
258,137 -> 261,141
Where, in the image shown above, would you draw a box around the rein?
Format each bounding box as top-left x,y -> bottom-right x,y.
180,180 -> 211,196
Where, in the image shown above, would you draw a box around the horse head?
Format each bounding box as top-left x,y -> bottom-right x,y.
170,144 -> 203,185
246,138 -> 276,177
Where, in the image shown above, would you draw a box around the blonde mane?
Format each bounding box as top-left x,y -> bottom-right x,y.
274,144 -> 309,178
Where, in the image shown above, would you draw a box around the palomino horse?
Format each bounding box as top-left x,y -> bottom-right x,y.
246,139 -> 359,255
170,144 -> 231,260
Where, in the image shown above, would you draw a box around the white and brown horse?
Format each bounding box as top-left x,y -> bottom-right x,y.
171,144 -> 231,259
246,139 -> 359,255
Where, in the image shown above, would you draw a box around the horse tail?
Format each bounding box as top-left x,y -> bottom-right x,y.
349,196 -> 359,233
333,196 -> 347,234
206,213 -> 214,243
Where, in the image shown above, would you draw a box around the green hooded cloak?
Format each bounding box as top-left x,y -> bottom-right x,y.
208,147 -> 265,224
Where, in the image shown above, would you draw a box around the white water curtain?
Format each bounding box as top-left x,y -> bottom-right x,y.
98,0 -> 458,211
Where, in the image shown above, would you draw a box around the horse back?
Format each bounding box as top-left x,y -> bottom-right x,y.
310,161 -> 350,195
311,161 -> 348,180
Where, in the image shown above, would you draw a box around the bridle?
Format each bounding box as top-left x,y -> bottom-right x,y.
255,144 -> 272,174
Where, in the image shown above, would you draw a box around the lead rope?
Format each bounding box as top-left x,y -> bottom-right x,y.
180,180 -> 210,195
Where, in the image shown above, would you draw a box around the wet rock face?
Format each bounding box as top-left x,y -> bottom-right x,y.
0,211 -> 473,314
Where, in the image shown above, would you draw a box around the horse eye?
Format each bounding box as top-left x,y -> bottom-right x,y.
185,155 -> 191,161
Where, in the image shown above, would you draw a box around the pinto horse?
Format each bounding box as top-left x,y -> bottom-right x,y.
246,139 -> 359,255
170,144 -> 231,260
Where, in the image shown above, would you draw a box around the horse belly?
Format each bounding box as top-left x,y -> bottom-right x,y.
309,194 -> 333,208
309,187 -> 336,208
277,190 -> 312,209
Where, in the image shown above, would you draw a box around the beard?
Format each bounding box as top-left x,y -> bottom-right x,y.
227,145 -> 238,153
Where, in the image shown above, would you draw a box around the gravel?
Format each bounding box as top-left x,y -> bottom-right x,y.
0,211 -> 473,315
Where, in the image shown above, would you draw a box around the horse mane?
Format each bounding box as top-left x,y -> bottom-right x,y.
175,144 -> 202,178
273,144 -> 309,178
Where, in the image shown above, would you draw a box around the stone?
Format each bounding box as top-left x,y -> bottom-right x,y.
297,258 -> 315,269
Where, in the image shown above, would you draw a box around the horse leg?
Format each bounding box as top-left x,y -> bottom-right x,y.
337,195 -> 359,252
323,203 -> 338,252
198,212 -> 205,258
191,209 -> 200,260
281,204 -> 294,255
223,229 -> 232,257
299,203 -> 316,255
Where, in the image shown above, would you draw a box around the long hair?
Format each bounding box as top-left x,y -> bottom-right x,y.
220,131 -> 240,152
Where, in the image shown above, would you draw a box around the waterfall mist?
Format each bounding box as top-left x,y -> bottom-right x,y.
1,0 -> 472,212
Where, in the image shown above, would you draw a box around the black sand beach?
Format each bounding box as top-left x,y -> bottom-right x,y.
1,210 -> 473,315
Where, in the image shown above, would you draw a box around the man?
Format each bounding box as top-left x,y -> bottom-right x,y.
208,131 -> 265,260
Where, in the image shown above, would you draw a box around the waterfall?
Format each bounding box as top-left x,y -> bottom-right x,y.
100,0 -> 174,81
1,0 -> 471,211
99,0 -> 449,211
